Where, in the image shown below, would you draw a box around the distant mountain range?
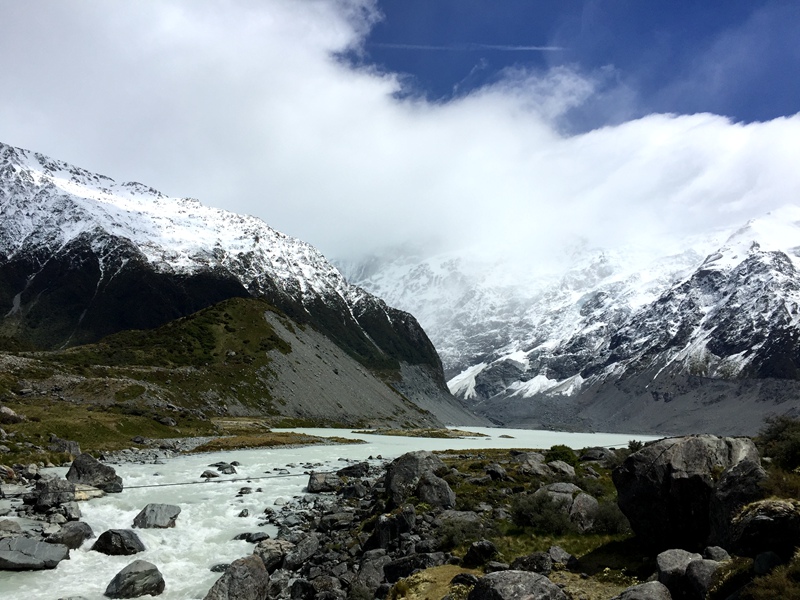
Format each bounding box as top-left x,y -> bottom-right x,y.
0,141 -> 480,427
342,207 -> 800,435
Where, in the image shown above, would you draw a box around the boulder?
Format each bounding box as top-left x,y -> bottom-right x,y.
66,454 -> 123,493
46,521 -> 94,550
0,536 -> 70,570
92,529 -> 146,555
547,460 -> 575,478
656,549 -> 702,598
416,472 -> 456,509
708,459 -> 767,547
364,506 -> 416,551
485,463 -> 507,480
730,498 -> 800,560
307,472 -> 342,493
25,476 -> 76,512
253,538 -> 295,572
462,539 -> 498,568
105,560 -> 165,598
283,533 -> 320,571
569,492 -> 599,532
685,558 -> 721,599
356,553 -> 392,592
336,462 -> 369,478
548,546 -> 578,570
612,435 -> 759,550
132,503 -> 180,529
385,451 -> 446,508
48,434 -> 81,457
467,570 -> 567,600
384,552 -> 445,583
611,581 -> 672,600
203,555 -> 270,600
509,551 -> 553,575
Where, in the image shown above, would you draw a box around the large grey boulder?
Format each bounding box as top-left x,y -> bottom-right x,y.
656,549 -> 702,597
533,483 -> 598,532
686,558 -> 721,599
612,435 -> 759,550
416,472 -> 456,509
92,529 -> 146,556
307,472 -> 342,493
132,503 -> 180,529
105,560 -> 165,598
363,506 -> 415,551
611,581 -> 672,600
467,570 -> 567,600
46,521 -> 94,550
385,450 -> 446,508
253,538 -> 295,573
203,555 -> 269,600
283,533 -> 320,571
66,453 -> 123,493
0,536 -> 70,570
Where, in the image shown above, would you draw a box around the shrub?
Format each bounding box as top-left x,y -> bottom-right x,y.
761,467 -> 800,499
739,552 -> 800,600
757,416 -> 800,471
545,444 -> 578,467
591,500 -> 632,535
511,493 -> 577,535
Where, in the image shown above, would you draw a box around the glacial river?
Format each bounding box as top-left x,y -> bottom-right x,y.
0,427 -> 661,600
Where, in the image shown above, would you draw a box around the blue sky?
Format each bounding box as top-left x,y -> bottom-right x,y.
1,1 -> 799,261
359,1 -> 800,130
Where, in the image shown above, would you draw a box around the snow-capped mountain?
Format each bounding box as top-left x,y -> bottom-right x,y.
342,208 -> 800,435
0,141 -> 479,423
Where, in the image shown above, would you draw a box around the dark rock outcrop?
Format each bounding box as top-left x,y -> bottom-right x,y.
92,529 -> 146,556
105,560 -> 165,598
66,453 -> 123,493
613,435 -> 759,550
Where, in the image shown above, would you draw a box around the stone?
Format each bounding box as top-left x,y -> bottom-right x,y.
656,549 -> 702,597
66,453 -> 123,493
731,498 -> 800,560
307,472 -> 342,493
416,472 -> 456,509
580,447 -> 616,464
201,470 -> 220,479
203,555 -> 270,600
703,546 -> 730,561
686,558 -> 720,598
462,539 -> 498,568
451,573 -> 480,587
338,481 -> 367,499
708,459 -> 767,547
547,460 -> 576,478
356,554 -> 392,592
0,536 -> 70,570
612,434 -> 759,550
485,463 -> 507,480
253,538 -> 295,572
570,492 -> 599,532
105,560 -> 165,598
364,506 -> 415,551
283,533 -> 320,571
548,546 -> 578,570
336,462 -> 369,478
132,503 -> 181,529
467,570 -> 567,600
48,434 -> 81,457
610,581 -> 672,600
46,521 -> 94,550
385,450 -> 446,508
384,552 -> 445,583
25,476 -> 76,512
509,551 -> 552,575
92,529 -> 146,556
0,519 -> 22,537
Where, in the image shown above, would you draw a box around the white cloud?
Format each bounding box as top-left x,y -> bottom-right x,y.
1,1 -> 798,268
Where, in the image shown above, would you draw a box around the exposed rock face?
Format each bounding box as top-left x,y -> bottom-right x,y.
203,555 -> 270,600
612,435 -> 759,550
384,451 -> 446,508
467,570 -> 567,600
66,453 -> 123,493
730,498 -> 800,560
0,536 -> 69,570
105,560 -> 165,599
92,529 -> 145,556
132,504 -> 181,529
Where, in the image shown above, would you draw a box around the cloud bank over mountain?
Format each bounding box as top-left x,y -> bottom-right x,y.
1,1 -> 798,265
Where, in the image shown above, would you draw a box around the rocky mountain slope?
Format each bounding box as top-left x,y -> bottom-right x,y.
0,142 -> 480,427
342,208 -> 800,435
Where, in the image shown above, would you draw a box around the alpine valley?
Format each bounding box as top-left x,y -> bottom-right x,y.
341,207 -> 800,436
0,141 -> 482,435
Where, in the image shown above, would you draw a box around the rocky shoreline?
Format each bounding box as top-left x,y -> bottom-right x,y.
2,434 -> 799,599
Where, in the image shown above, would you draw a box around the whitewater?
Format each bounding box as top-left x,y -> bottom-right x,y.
0,427 -> 657,600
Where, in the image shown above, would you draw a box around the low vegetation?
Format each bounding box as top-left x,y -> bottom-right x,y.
352,428 -> 488,439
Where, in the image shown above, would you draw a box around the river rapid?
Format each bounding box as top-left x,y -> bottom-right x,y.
0,427 -> 659,600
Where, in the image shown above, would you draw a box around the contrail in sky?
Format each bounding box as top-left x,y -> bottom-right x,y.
371,42 -> 564,52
